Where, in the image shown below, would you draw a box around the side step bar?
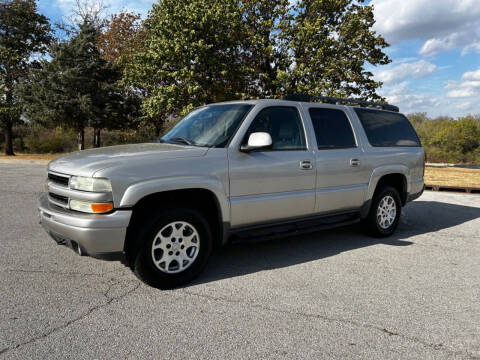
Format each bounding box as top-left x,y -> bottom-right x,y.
229,211 -> 360,244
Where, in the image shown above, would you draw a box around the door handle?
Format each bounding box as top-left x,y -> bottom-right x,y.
300,160 -> 313,170
350,158 -> 361,167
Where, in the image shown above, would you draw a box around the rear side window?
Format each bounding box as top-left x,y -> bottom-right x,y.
309,108 -> 356,149
354,108 -> 421,147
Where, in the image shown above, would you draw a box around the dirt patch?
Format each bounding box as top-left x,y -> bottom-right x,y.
0,153 -> 62,161
0,153 -> 62,164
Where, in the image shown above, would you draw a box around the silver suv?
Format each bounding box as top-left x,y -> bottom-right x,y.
38,97 -> 425,288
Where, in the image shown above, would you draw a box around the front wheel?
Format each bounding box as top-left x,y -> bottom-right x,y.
133,208 -> 212,289
362,186 -> 402,237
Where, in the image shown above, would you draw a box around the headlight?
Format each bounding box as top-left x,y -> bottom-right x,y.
70,200 -> 113,214
70,176 -> 112,192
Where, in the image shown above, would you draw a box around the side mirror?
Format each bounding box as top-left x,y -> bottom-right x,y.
240,132 -> 273,152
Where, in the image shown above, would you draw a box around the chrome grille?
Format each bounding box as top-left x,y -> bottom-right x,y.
48,192 -> 68,206
48,172 -> 69,187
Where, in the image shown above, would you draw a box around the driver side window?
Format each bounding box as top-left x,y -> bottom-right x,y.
244,106 -> 306,150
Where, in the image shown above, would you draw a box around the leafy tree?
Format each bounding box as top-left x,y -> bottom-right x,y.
0,0 -> 52,155
21,22 -> 127,150
282,0 -> 390,99
97,12 -> 142,64
97,11 -> 144,139
125,0 -> 390,124
125,0 -> 248,125
240,0 -> 291,97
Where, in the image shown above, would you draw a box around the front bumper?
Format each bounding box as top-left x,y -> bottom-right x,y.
38,194 -> 132,258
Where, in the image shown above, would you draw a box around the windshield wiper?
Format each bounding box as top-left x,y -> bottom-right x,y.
167,137 -> 195,146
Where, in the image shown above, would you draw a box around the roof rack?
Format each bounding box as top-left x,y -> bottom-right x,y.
283,94 -> 399,112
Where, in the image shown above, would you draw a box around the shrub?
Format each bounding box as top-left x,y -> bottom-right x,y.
20,126 -> 77,153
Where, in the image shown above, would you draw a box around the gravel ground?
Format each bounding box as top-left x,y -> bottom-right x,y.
1,163 -> 479,359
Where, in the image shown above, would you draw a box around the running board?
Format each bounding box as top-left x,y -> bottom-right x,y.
229,212 -> 360,244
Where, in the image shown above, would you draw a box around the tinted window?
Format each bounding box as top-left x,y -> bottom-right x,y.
244,107 -> 306,150
354,108 -> 421,147
309,108 -> 356,149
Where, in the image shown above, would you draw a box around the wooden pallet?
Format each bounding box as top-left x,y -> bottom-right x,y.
425,184 -> 480,194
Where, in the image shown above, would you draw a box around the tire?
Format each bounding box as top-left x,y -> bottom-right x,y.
362,186 -> 402,237
133,208 -> 212,289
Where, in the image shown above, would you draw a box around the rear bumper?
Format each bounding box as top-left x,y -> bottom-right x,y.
406,177 -> 424,203
38,194 -> 132,258
407,185 -> 425,203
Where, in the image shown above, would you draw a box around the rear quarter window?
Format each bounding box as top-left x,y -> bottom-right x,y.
354,108 -> 421,147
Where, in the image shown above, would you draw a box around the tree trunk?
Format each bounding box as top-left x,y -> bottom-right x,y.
155,123 -> 163,138
93,128 -> 101,148
4,122 -> 14,156
77,127 -> 85,151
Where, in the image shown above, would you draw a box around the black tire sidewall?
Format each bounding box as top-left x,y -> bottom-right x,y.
134,208 -> 212,289
369,186 -> 402,237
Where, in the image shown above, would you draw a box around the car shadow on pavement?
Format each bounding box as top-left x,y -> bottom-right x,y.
192,200 -> 480,286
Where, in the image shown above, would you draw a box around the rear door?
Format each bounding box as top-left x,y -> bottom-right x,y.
228,105 -> 316,227
307,106 -> 370,213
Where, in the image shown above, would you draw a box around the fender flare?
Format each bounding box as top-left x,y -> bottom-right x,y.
360,165 -> 410,218
119,176 -> 230,225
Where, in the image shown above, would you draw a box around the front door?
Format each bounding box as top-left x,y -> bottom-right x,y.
228,106 -> 316,227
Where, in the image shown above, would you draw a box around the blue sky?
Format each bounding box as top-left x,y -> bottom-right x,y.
38,0 -> 480,117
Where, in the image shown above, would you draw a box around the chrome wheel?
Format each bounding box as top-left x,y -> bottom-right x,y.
151,221 -> 200,274
376,195 -> 397,229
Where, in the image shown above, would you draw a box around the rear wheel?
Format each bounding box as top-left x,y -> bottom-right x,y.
133,208 -> 212,289
362,186 -> 401,237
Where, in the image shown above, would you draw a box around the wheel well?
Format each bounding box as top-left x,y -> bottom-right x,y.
124,189 -> 222,266
375,173 -> 407,205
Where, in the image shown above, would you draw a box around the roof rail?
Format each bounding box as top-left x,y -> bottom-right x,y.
283,94 -> 399,112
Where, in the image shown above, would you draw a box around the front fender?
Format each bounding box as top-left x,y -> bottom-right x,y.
119,176 -> 230,224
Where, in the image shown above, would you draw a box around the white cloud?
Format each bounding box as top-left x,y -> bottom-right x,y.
379,82 -> 440,114
371,0 -> 480,56
378,81 -> 480,117
375,60 -> 437,85
457,101 -> 473,111
462,69 -> 480,81
445,68 -> 480,100
462,42 -> 480,55
446,87 -> 478,98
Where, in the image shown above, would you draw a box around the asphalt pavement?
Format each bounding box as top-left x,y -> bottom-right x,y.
1,162 -> 479,359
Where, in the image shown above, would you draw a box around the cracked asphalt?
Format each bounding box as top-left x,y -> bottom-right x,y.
1,162 -> 480,359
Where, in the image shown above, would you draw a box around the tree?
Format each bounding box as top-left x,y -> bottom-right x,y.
124,0 -> 248,123
282,0 -> 390,99
240,0 -> 291,97
124,0 -> 390,124
97,11 -> 144,140
97,11 -> 142,64
0,0 -> 52,155
21,22 -> 127,150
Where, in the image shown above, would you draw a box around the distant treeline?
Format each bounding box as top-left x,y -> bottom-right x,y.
408,113 -> 480,164
1,112 -> 479,165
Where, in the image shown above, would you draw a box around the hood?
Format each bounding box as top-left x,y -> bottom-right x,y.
48,143 -> 208,177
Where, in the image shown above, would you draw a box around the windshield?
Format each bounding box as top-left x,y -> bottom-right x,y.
161,104 -> 253,148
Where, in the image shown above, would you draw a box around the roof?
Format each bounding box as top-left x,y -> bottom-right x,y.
214,97 -> 400,113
